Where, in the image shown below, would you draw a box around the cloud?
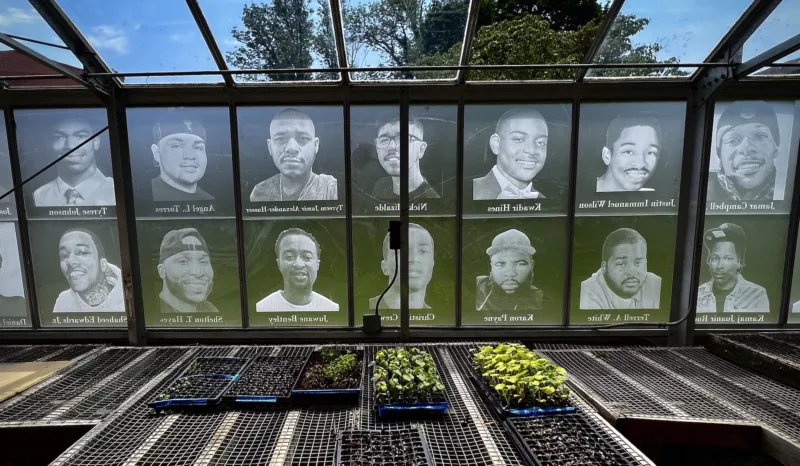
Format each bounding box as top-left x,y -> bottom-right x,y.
0,7 -> 38,27
85,25 -> 129,55
169,32 -> 195,43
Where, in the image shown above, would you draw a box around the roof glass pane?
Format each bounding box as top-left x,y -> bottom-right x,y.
0,0 -> 83,85
587,0 -> 754,78
752,50 -> 800,77
343,0 -> 468,81
56,0 -> 222,84
742,0 -> 800,61
198,0 -> 340,82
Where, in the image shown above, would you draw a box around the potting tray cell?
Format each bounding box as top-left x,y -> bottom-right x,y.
182,356 -> 251,378
225,355 -> 309,402
337,429 -> 432,466
293,349 -> 364,397
507,413 -> 641,466
152,356 -> 250,409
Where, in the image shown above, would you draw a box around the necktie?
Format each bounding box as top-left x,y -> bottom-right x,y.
64,188 -> 84,205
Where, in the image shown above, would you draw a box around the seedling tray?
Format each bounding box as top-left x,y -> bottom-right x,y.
336,428 -> 432,466
468,365 -> 574,418
505,413 -> 642,466
151,356 -> 250,411
293,349 -> 365,402
223,355 -> 310,404
376,396 -> 449,418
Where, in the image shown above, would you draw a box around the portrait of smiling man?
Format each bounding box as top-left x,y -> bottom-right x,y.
250,109 -> 338,202
257,228 -> 339,312
371,114 -> 440,200
158,228 -> 218,314
580,228 -> 661,310
476,229 -> 542,311
151,112 -> 214,202
473,108 -> 549,200
54,228 -> 124,313
708,101 -> 783,202
697,223 -> 769,313
369,223 -> 435,310
33,113 -> 115,207
596,115 -> 662,192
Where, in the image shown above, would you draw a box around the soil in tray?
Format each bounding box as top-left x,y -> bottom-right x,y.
156,375 -> 231,401
297,349 -> 362,390
339,430 -> 429,466
227,356 -> 307,397
184,357 -> 249,378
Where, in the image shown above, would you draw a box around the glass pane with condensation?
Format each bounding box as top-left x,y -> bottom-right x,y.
587,0 -> 754,78
56,0 -> 222,84
742,0 -> 800,62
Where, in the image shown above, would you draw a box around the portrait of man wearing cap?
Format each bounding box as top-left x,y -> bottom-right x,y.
54,228 -> 124,313
473,109 -> 548,200
371,114 -> 439,201
34,113 -> 116,207
697,223 -> 769,313
476,229 -> 543,311
250,109 -> 338,202
708,101 -> 782,202
369,224 -> 434,310
257,228 -> 339,312
158,228 -> 218,314
596,115 -> 661,192
151,113 -> 214,202
580,228 -> 661,310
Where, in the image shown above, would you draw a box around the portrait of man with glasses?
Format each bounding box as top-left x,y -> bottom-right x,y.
372,114 -> 440,200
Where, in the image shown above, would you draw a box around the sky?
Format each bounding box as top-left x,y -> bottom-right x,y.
0,0 -> 797,83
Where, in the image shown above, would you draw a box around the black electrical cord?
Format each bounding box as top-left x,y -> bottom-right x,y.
0,126 -> 109,203
374,249 -> 399,316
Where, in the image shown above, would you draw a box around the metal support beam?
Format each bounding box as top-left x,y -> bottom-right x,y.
329,0 -> 350,85
693,0 -> 781,106
736,33 -> 800,78
28,0 -> 116,89
400,91 -> 410,340
0,33 -> 98,91
575,0 -> 625,82
185,0 -> 234,86
457,0 -> 481,84
105,88 -> 147,346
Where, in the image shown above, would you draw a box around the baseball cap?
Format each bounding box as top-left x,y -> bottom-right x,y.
486,229 -> 535,256
716,101 -> 780,150
153,112 -> 207,144
703,223 -> 746,262
159,228 -> 210,263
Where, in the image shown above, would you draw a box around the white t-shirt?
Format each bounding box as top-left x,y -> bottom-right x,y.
256,291 -> 339,312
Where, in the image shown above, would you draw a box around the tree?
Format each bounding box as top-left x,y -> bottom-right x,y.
419,0 -> 468,56
227,0 -> 315,81
477,0 -> 604,31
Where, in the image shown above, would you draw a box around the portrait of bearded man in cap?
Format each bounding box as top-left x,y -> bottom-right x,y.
158,228 -> 218,313
476,229 -> 543,311
696,223 -> 768,313
580,228 -> 661,310
151,112 -> 214,202
708,101 -> 783,202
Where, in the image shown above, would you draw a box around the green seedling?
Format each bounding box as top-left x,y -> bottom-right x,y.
372,348 -> 445,405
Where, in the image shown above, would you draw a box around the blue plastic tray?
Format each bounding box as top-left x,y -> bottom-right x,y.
504,405 -> 576,417
377,400 -> 449,417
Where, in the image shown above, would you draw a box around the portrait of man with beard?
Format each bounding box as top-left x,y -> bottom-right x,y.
257,228 -> 339,311
476,229 -> 542,311
580,228 -> 661,310
697,223 -> 769,313
708,101 -> 783,202
371,115 -> 439,200
151,113 -> 214,202
473,108 -> 548,200
158,228 -> 218,313
250,109 -> 338,201
369,223 -> 434,310
34,114 -> 115,207
596,115 -> 661,192
54,228 -> 124,313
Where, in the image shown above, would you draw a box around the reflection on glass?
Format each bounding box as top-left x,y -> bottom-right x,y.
0,223 -> 27,320
0,115 -> 14,210
477,229 -> 542,312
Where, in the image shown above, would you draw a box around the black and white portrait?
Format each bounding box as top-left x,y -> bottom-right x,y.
257,227 -> 339,312
158,228 -> 218,313
0,223 -> 27,317
369,223 -> 435,310
579,228 -> 661,310
697,222 -> 768,313
476,229 -> 542,312
15,108 -> 115,209
150,112 -> 213,202
707,100 -> 795,204
596,115 -> 662,192
54,227 -> 124,313
0,117 -> 14,208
